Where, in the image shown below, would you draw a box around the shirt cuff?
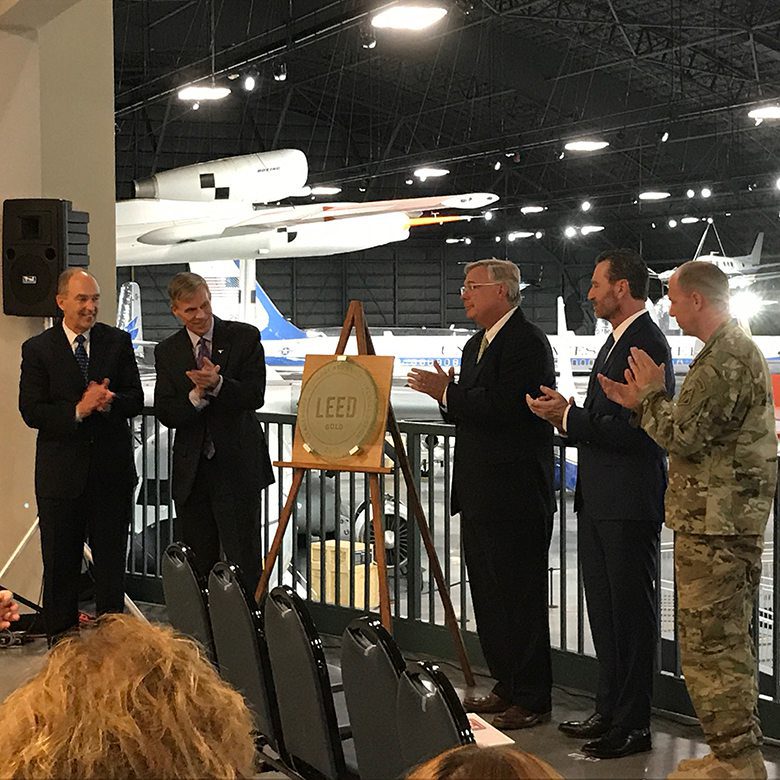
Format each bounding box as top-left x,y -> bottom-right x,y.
189,388 -> 209,409
561,403 -> 572,433
441,383 -> 449,410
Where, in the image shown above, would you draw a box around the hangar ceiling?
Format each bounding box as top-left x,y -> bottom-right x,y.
114,1 -> 780,269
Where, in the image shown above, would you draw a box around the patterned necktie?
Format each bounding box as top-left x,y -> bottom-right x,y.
196,337 -> 211,369
196,337 -> 216,459
74,334 -> 89,381
476,333 -> 489,363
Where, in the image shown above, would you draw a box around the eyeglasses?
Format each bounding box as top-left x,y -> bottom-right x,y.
460,282 -> 501,295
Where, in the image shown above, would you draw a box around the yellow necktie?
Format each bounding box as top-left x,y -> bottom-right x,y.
477,333 -> 489,362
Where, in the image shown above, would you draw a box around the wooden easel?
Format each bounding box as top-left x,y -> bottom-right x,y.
256,301 -> 474,685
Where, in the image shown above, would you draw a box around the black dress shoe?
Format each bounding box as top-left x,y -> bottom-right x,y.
582,727 -> 652,759
558,712 -> 611,738
461,691 -> 510,714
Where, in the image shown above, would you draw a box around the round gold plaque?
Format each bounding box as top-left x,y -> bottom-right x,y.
297,359 -> 380,459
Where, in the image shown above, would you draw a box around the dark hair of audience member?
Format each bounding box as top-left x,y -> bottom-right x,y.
406,744 -> 563,780
0,614 -> 256,779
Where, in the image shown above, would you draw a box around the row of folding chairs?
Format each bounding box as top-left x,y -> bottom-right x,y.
161,542 -> 474,779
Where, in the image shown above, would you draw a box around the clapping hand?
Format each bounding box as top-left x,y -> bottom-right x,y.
598,347 -> 665,409
407,361 -> 455,402
77,378 -> 114,418
186,357 -> 221,398
526,386 -> 573,430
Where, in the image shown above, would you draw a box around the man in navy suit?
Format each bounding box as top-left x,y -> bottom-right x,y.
528,249 -> 673,758
409,258 -> 555,730
19,269 -> 143,639
154,273 -> 273,593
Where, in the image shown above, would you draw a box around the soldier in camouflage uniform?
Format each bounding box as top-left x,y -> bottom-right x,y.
599,260 -> 777,779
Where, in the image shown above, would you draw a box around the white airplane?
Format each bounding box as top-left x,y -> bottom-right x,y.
651,230 -> 780,288
115,149 -> 498,266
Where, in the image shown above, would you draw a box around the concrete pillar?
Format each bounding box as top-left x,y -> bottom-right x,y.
0,0 -> 115,602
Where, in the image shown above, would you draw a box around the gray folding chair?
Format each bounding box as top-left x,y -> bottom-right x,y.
265,585 -> 357,779
397,660 -> 475,768
208,562 -> 289,768
161,542 -> 216,663
341,616 -> 407,780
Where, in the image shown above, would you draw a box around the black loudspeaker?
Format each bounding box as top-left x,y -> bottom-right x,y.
2,198 -> 89,317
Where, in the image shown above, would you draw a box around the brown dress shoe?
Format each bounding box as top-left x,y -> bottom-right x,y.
493,705 -> 552,730
461,691 -> 510,714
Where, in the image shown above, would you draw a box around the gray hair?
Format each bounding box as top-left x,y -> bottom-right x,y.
674,261 -> 730,310
167,272 -> 210,306
464,258 -> 522,305
57,268 -> 97,296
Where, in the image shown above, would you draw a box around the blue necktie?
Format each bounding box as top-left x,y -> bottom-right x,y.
74,334 -> 89,382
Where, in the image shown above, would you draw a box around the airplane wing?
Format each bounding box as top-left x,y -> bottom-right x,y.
132,193 -> 497,245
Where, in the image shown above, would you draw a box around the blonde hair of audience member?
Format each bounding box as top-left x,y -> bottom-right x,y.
406,744 -> 563,780
0,615 -> 255,779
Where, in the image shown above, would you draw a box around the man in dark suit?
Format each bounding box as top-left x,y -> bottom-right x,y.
408,258 -> 555,730
19,268 -> 143,639
528,249 -> 673,758
154,272 -> 273,593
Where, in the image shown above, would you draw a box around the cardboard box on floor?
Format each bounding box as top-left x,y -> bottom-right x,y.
310,539 -> 380,610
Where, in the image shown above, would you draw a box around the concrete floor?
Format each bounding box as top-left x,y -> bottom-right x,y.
3,608 -> 780,780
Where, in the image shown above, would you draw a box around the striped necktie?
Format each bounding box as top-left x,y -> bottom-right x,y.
74,334 -> 89,381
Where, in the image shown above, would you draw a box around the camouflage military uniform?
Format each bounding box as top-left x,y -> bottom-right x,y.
638,319 -> 777,759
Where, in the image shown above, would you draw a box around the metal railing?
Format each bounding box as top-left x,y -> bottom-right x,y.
126,409 -> 780,733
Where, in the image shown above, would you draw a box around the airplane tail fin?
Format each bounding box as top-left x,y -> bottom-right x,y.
749,233 -> 764,266
116,281 -> 145,355
555,296 -> 582,406
254,278 -> 307,340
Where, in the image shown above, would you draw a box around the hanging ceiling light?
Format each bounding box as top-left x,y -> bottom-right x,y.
681,216 -> 700,224
371,3 -> 448,31
178,85 -> 230,101
564,226 -> 577,237
273,62 -> 288,82
748,105 -> 780,126
243,71 -> 258,92
520,205 -> 545,214
360,25 -> 377,48
638,191 -> 671,201
700,187 -> 712,198
580,200 -> 592,212
564,139 -> 609,152
580,225 -> 605,235
413,166 -> 449,182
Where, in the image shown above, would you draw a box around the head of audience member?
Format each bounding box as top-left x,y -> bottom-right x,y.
461,258 -> 522,329
0,614 -> 256,779
57,269 -> 101,334
406,744 -> 563,780
668,260 -> 731,342
588,249 -> 649,327
168,272 -> 214,337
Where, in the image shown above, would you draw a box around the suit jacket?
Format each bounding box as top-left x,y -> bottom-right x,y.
566,312 -> 674,524
154,317 -> 274,505
444,308 -> 555,521
19,321 -> 143,500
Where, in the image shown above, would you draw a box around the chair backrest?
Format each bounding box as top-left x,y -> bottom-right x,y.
396,661 -> 475,768
264,585 -> 346,780
340,616 -> 407,780
161,542 -> 216,663
208,562 -> 286,761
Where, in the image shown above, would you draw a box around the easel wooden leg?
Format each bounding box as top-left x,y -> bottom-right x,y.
368,473 -> 392,631
255,468 -> 305,603
386,410 -> 475,686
